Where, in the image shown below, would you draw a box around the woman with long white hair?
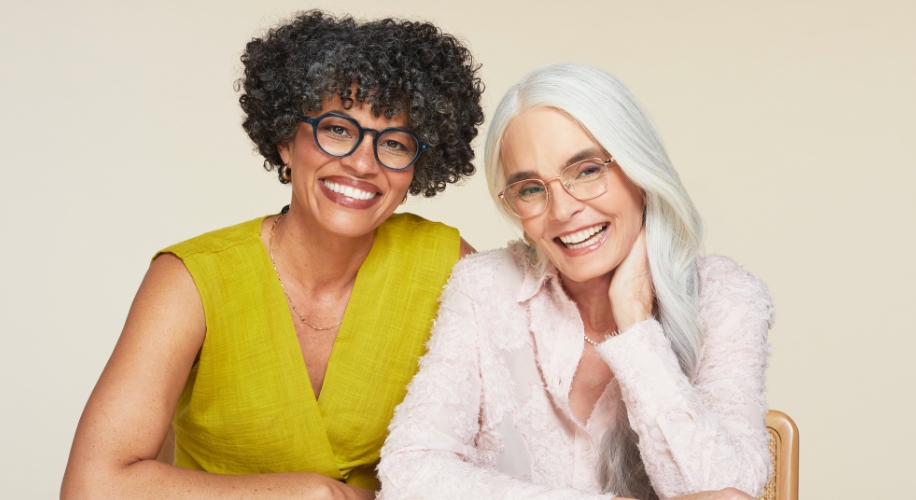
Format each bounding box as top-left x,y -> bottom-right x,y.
377,63 -> 773,500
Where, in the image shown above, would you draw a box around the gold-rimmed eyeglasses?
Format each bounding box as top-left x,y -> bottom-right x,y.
498,157 -> 614,218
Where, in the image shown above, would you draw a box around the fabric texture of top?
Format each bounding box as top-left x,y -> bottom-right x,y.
157,212 -> 460,490
378,242 -> 775,499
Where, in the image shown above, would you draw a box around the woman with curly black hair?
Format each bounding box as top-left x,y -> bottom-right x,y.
62,10 -> 483,500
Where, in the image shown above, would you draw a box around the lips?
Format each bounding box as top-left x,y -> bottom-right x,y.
318,176 -> 382,209
556,223 -> 608,249
321,179 -> 378,200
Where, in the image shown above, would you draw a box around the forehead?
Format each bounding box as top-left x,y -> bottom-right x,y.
500,108 -> 601,177
316,93 -> 410,128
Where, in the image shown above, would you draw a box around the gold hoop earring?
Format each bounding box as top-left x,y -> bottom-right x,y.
281,164 -> 291,181
400,194 -> 408,205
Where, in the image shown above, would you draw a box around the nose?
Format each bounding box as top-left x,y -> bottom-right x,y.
340,133 -> 382,176
546,179 -> 585,222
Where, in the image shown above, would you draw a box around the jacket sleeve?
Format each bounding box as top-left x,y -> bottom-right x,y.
378,259 -> 612,500
595,257 -> 774,499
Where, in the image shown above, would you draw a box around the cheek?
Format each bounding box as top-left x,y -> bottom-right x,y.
608,177 -> 644,229
299,144 -> 326,166
623,202 -> 644,232
387,169 -> 415,193
611,198 -> 643,246
519,218 -> 544,240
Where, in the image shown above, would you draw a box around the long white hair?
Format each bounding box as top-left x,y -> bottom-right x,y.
484,63 -> 704,499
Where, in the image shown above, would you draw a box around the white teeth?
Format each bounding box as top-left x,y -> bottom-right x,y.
558,224 -> 607,248
322,180 -> 376,200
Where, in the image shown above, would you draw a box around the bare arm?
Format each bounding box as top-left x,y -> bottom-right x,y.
61,254 -> 371,500
155,426 -> 175,465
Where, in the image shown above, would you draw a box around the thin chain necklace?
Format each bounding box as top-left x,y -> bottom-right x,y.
268,214 -> 344,331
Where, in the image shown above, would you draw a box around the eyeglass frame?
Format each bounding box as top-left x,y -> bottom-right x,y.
297,112 -> 429,171
497,157 -> 615,218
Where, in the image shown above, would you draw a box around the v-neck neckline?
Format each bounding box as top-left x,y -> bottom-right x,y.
255,215 -> 336,406
254,214 -> 378,409
524,272 -> 618,431
197,211 -> 460,485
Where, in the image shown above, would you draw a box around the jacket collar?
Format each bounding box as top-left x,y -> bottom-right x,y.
512,242 -> 585,423
515,244 -> 559,304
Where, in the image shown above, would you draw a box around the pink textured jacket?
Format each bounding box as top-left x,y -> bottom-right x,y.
378,243 -> 774,499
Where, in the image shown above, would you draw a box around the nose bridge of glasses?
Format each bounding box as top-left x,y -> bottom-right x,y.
337,118 -> 375,156
550,172 -> 595,221
542,174 -> 575,195
350,129 -> 380,163
326,120 -> 378,170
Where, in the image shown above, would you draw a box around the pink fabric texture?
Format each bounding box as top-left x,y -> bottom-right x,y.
378,242 -> 774,499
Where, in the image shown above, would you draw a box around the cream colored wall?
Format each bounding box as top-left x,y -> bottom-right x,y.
1,1 -> 913,498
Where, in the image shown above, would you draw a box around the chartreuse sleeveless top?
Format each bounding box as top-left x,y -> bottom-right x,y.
156,212 -> 459,490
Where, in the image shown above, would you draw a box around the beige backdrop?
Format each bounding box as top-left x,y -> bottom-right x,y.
2,0 -> 914,498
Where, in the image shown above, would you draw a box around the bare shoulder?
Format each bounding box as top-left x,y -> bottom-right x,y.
136,253 -> 206,336
147,252 -> 197,291
149,252 -> 198,282
110,252 -> 206,383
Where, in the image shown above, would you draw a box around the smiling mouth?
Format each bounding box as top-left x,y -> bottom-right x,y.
321,179 -> 379,201
557,223 -> 608,249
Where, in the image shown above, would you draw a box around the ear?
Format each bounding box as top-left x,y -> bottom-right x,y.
277,141 -> 292,166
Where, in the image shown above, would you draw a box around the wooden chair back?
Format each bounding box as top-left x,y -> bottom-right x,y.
759,410 -> 799,500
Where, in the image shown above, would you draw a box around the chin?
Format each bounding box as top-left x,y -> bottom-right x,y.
542,242 -> 623,284
316,205 -> 394,238
554,260 -> 615,284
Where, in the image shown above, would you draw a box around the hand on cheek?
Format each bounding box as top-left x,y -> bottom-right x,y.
608,227 -> 654,332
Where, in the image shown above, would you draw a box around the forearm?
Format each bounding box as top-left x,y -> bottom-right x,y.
379,449 -> 609,500
62,459 -> 366,500
597,319 -> 769,497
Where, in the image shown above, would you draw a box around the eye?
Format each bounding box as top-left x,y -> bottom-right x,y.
576,163 -> 603,179
322,125 -> 352,139
315,115 -> 359,142
378,131 -> 419,157
515,182 -> 547,199
381,139 -> 409,153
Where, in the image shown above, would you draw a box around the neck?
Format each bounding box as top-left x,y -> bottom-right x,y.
560,272 -> 616,335
270,204 -> 375,295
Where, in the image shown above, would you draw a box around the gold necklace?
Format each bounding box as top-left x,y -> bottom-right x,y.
268,214 -> 344,331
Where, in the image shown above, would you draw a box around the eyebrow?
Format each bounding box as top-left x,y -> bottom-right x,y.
505,147 -> 606,185
322,109 -> 352,119
506,170 -> 539,185
301,110 -> 352,121
566,148 -> 605,166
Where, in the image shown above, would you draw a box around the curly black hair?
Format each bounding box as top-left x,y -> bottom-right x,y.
237,10 -> 485,197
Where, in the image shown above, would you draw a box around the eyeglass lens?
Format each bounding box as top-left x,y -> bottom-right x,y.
503,159 -> 610,218
314,115 -> 420,170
